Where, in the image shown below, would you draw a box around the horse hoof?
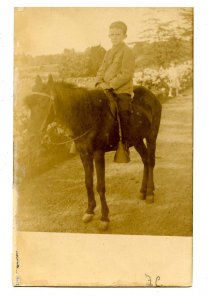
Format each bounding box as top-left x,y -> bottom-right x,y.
82,213 -> 94,223
99,221 -> 109,231
139,192 -> 146,200
146,195 -> 154,204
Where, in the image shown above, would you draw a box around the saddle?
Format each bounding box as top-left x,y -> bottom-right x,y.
104,89 -> 152,124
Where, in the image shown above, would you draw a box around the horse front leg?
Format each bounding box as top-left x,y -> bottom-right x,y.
94,150 -> 109,230
80,152 -> 96,223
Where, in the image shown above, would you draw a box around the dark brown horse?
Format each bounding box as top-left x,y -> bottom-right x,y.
25,75 -> 161,230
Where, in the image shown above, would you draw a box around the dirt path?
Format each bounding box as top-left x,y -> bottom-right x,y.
16,89 -> 192,236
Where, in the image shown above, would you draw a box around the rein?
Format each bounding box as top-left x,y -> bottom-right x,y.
31,92 -> 53,99
49,128 -> 92,145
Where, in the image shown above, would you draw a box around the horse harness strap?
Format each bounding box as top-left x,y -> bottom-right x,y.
47,129 -> 93,145
31,91 -> 56,115
29,92 -> 101,146
30,92 -> 56,136
31,92 -> 53,99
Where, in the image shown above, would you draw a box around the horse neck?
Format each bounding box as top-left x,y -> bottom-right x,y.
55,87 -> 105,137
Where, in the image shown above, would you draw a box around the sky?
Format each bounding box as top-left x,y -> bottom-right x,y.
14,7 -> 191,56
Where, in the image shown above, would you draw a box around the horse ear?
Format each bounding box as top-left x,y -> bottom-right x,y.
47,74 -> 54,86
32,75 -> 43,92
35,75 -> 42,85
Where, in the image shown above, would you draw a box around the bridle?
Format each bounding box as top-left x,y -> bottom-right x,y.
29,92 -> 100,145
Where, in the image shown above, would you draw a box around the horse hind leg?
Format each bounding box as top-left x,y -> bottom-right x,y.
145,137 -> 157,204
145,104 -> 161,203
134,140 -> 149,200
80,152 -> 96,223
94,150 -> 109,231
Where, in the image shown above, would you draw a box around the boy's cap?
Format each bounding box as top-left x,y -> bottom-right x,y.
109,21 -> 127,34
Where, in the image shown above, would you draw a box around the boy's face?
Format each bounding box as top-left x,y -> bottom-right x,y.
108,28 -> 126,46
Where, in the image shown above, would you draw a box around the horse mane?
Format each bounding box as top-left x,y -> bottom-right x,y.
54,81 -> 78,90
53,81 -> 108,137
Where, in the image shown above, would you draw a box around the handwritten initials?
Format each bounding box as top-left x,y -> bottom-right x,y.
145,274 -> 161,286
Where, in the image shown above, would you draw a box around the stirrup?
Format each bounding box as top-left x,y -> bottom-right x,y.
114,141 -> 130,163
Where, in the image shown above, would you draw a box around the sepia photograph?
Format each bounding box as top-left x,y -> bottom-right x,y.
13,6 -> 193,286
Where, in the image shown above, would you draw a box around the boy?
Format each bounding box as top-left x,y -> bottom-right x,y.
95,21 -> 135,159
168,61 -> 180,97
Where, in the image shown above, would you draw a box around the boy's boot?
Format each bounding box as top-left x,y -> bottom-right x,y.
119,110 -> 130,156
104,89 -> 117,117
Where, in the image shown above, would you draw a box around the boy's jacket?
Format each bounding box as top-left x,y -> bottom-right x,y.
96,42 -> 135,95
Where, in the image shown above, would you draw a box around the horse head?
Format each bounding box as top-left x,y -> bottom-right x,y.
23,75 -> 56,137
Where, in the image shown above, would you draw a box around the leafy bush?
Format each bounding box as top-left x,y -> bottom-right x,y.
133,60 -> 192,100
14,105 -> 73,181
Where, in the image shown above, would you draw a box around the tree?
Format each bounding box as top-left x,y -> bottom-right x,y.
84,45 -> 106,76
179,8 -> 193,40
133,9 -> 193,68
